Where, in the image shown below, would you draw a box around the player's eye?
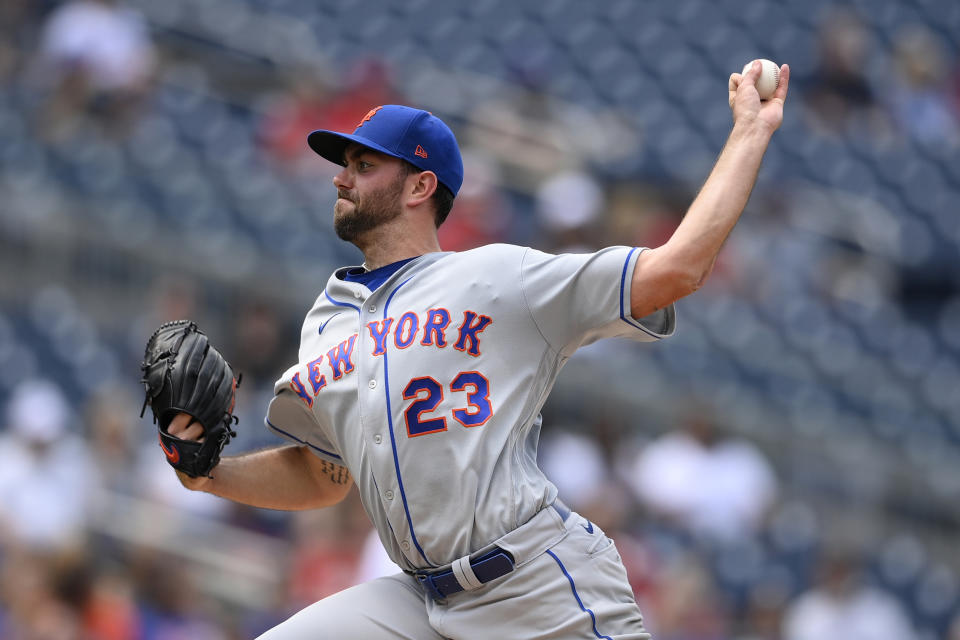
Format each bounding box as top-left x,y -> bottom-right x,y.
357,160 -> 372,170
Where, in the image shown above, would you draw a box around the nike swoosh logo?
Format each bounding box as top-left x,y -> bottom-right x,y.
318,313 -> 342,335
581,521 -> 594,534
158,433 -> 180,463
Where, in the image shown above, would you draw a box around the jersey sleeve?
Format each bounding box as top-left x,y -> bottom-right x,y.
264,364 -> 345,465
520,246 -> 676,355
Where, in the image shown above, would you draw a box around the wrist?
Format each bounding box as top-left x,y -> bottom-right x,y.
731,117 -> 776,142
177,469 -> 214,492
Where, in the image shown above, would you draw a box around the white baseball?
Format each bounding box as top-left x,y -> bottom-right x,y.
742,59 -> 780,100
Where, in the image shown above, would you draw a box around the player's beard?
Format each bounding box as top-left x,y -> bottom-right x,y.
334,173 -> 405,243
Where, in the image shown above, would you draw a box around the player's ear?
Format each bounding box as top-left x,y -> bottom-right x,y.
406,170 -> 438,209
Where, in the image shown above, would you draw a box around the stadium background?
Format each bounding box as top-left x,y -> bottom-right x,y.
1,0 -> 959,638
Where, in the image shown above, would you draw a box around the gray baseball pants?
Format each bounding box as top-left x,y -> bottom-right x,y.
257,507 -> 651,639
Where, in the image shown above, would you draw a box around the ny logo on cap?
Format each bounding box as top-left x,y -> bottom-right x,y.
356,106 -> 383,129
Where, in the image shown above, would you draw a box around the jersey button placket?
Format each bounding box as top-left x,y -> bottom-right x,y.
356,291 -> 400,539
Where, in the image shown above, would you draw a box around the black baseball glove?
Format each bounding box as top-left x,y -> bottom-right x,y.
140,320 -> 240,478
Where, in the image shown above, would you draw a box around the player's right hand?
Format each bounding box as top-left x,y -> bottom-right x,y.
167,412 -> 212,490
728,60 -> 789,134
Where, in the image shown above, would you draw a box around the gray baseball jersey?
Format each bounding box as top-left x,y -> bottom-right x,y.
265,243 -> 674,573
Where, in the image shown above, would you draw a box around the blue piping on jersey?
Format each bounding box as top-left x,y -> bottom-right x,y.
619,247 -> 667,339
265,418 -> 342,460
381,275 -> 435,567
618,247 -> 639,325
324,290 -> 361,313
545,549 -> 614,640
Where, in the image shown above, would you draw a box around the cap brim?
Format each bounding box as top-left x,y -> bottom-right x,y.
307,130 -> 400,166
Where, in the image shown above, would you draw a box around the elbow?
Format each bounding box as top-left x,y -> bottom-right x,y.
298,482 -> 351,511
312,481 -> 354,510
668,264 -> 712,302
630,248 -> 713,318
671,247 -> 718,297
685,266 -> 712,296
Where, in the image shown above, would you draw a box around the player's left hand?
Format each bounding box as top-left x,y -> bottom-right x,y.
728,61 -> 790,133
167,412 -> 213,490
140,320 -> 240,481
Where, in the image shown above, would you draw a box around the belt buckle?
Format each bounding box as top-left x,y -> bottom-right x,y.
416,572 -> 446,601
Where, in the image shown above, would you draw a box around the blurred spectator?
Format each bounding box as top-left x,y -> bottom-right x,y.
782,548 -> 916,640
133,555 -> 228,640
258,68 -> 333,169
213,302 -> 300,537
643,552 -> 731,640
735,578 -> 789,640
949,611 -> 960,640
0,552 -> 85,640
465,79 -> 577,191
627,409 -> 778,543
0,0 -> 37,82
128,277 -> 200,362
465,79 -> 636,193
230,300 -> 288,387
228,300 -> 294,452
0,379 -> 98,553
535,169 -> 605,252
259,59 -> 403,172
539,428 -> 610,511
303,59 -> 402,138
601,182 -> 689,250
285,495 -> 369,610
889,24 -> 960,146
35,0 -> 156,137
84,383 -> 140,494
437,149 -> 514,251
803,8 -> 892,138
78,564 -> 142,640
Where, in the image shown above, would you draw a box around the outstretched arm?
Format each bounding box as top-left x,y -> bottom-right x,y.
168,413 -> 353,510
630,61 -> 790,318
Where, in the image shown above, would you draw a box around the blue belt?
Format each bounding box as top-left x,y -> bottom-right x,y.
414,499 -> 571,601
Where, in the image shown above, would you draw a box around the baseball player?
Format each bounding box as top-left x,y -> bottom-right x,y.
163,61 -> 789,638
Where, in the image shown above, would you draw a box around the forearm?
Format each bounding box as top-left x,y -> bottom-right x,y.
667,121 -> 774,279
631,122 -> 774,317
630,61 -> 789,318
188,445 -> 352,510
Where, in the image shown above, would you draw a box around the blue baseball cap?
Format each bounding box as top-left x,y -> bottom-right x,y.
307,105 -> 464,196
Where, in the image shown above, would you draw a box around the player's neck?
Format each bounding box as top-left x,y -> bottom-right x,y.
355,226 -> 441,271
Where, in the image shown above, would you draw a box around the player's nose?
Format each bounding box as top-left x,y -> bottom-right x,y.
332,166 -> 351,189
